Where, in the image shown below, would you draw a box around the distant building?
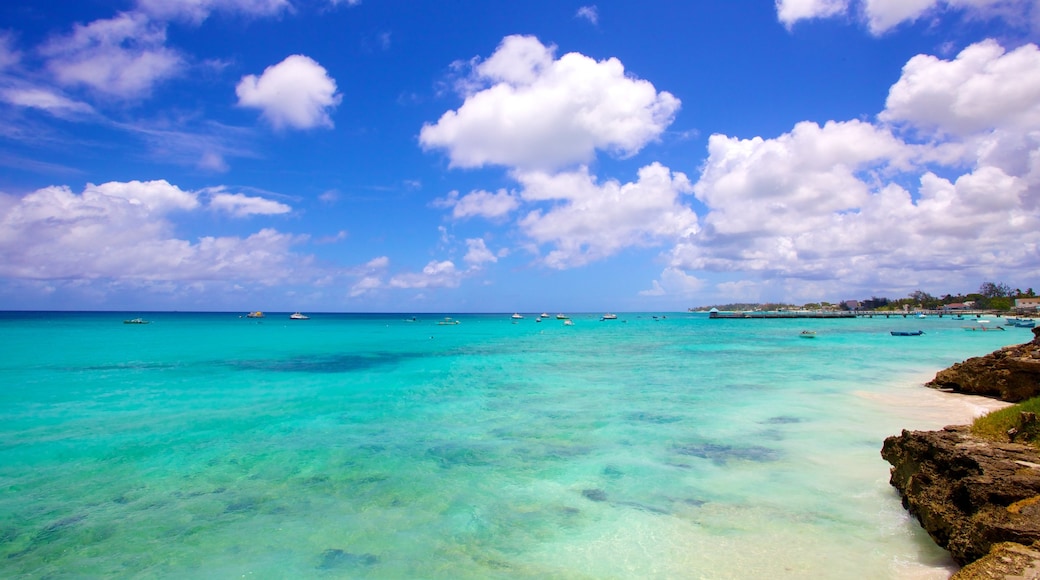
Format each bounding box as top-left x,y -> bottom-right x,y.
943,302 -> 973,311
842,300 -> 860,311
1015,298 -> 1040,311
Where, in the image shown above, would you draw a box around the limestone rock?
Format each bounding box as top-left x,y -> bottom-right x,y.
926,327 -> 1040,402
951,541 -> 1040,580
881,426 -> 1040,565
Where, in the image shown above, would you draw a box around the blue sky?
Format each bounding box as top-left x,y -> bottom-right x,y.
1,0 -> 1039,312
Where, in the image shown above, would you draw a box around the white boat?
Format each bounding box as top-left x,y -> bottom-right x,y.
245,311 -> 264,318
541,313 -> 550,319
555,313 -> 569,320
123,317 -> 149,324
563,319 -> 574,326
289,312 -> 309,320
601,313 -> 618,320
437,317 -> 460,325
511,313 -> 523,319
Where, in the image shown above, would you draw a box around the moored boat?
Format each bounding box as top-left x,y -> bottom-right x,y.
890,330 -> 924,336
511,313 -> 523,320
123,317 -> 149,324
289,312 -> 309,320
245,311 -> 264,318
437,317 -> 460,325
799,330 -> 816,338
601,313 -> 618,320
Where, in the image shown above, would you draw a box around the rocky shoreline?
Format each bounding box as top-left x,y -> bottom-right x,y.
882,327 -> 1040,579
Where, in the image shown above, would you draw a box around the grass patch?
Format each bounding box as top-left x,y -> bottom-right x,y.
971,397 -> 1040,448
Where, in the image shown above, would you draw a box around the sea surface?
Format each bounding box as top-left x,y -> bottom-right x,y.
0,311 -> 1028,579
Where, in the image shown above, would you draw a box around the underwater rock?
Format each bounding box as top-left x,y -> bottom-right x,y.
318,548 -> 379,569
581,489 -> 608,502
674,442 -> 779,463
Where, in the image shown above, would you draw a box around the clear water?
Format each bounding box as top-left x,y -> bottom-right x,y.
0,312 -> 1026,578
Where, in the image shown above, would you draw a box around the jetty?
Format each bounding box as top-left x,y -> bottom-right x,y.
708,310 -> 855,319
707,308 -> 997,320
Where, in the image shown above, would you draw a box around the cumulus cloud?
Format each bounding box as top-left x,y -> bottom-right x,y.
236,55 -> 342,130
665,39 -> 1040,301
777,0 -> 1039,35
881,40 -> 1040,137
517,162 -> 699,269
0,180 -> 307,284
40,12 -> 184,99
432,188 -> 520,220
419,35 -> 680,171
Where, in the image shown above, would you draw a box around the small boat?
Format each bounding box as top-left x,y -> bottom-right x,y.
964,325 -> 1005,331
563,319 -> 574,326
890,330 -> 924,336
601,313 -> 618,320
555,314 -> 569,320
246,311 -> 264,318
799,330 -> 816,338
1013,320 -> 1036,328
123,317 -> 149,324
511,313 -> 523,320
916,314 -> 926,319
289,312 -> 309,320
541,313 -> 550,319
437,317 -> 460,325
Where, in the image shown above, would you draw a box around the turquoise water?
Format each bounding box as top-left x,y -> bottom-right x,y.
0,312 -> 1027,578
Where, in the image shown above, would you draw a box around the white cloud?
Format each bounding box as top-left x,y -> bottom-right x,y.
0,180 -> 307,283
208,191 -> 292,217
881,40 -> 1040,137
667,40 -> 1040,300
464,238 -> 497,266
576,6 -> 599,25
419,35 -> 680,171
0,87 -> 95,117
136,0 -> 291,23
236,54 -> 342,130
388,260 -> 462,289
517,162 -> 699,269
0,32 -> 21,70
40,12 -> 184,99
693,120 -> 911,237
777,0 -> 1039,35
639,267 -> 705,297
432,188 -> 519,220
776,0 -> 849,28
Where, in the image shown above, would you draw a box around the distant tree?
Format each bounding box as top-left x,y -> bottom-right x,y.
979,281 -> 1012,298
909,290 -> 940,309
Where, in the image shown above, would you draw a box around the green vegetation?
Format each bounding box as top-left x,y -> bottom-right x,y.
971,397 -> 1040,449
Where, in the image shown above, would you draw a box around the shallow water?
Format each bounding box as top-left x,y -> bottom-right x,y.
0,312 -> 1026,578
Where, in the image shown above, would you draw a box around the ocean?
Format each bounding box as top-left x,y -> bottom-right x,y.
0,311 -> 1026,579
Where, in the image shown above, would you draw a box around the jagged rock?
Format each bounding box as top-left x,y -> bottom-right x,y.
881,425 -> 1040,565
926,327 -> 1040,402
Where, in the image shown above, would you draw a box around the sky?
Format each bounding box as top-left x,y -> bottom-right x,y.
1,0 -> 1039,313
